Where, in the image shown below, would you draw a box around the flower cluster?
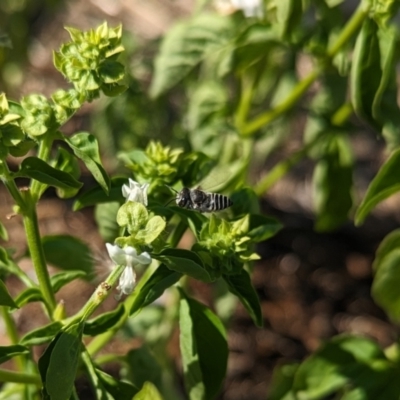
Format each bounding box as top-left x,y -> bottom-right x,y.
120,141 -> 211,193
106,179 -> 165,299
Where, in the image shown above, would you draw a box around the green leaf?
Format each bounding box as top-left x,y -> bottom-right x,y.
43,322 -> 84,400
42,235 -> 94,275
0,247 -> 22,277
14,287 -> 43,307
0,279 -> 17,308
73,176 -> 126,210
230,188 -> 260,216
53,147 -> 81,199
95,202 -> 120,242
0,220 -> 8,241
372,248 -> 400,321
150,13 -> 234,97
130,264 -> 182,315
83,303 -> 125,336
20,322 -> 63,346
373,229 -> 400,272
186,81 -> 231,159
65,132 -> 110,194
269,363 -> 299,400
241,214 -> 283,242
18,157 -> 82,190
292,335 -> 387,399
125,347 -> 162,391
313,135 -> 353,231
95,368 -> 138,399
50,270 -> 87,293
223,269 -> 263,327
276,0 -> 303,39
152,249 -> 211,282
350,18 -> 382,128
167,206 -> 207,238
355,148 -> 400,225
133,382 -> 163,400
117,201 -> 148,232
179,291 -> 228,400
0,345 -> 29,364
136,216 -> 166,244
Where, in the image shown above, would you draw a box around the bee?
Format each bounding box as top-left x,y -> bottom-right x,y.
175,187 -> 233,213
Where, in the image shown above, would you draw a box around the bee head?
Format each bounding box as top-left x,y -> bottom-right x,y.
176,187 -> 191,208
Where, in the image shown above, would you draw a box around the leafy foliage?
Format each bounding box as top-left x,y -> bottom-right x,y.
0,1 -> 400,398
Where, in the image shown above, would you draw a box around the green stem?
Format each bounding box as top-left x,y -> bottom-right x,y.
23,208 -> 56,316
254,101 -> 354,196
242,2 -> 369,137
235,73 -> 257,131
326,5 -> 369,59
0,161 -> 26,212
242,70 -> 319,136
0,307 -> 25,371
331,102 -> 353,126
0,369 -> 40,384
30,135 -> 53,203
75,263 -> 126,321
254,137 -> 323,196
86,263 -> 158,356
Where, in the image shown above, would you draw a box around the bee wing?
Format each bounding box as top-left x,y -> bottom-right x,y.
196,159 -> 243,193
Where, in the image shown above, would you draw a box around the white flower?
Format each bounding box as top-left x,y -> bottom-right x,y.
230,0 -> 263,17
106,243 -> 152,299
122,179 -> 149,205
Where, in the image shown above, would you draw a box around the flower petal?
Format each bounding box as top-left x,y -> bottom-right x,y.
105,243 -> 127,265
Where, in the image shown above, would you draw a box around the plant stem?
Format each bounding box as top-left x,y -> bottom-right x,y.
254,101 -> 354,196
242,2 -> 369,137
75,263 -> 126,321
23,209 -> 56,316
0,307 -> 25,371
86,263 -> 158,356
0,161 -> 26,213
326,5 -> 369,59
30,135 -> 53,203
242,70 -> 319,136
0,369 -> 40,384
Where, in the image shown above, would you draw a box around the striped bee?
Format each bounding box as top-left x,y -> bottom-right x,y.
175,187 -> 233,213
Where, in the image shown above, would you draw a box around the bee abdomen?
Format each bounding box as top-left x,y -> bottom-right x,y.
210,193 -> 233,211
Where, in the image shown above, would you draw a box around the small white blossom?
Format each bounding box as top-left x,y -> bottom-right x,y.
122,179 -> 149,205
230,0 -> 263,17
106,243 -> 152,299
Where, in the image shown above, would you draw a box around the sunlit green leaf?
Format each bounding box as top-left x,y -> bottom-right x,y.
0,345 -> 29,365
42,322 -> 84,400
20,322 -> 63,346
355,148 -> 400,225
18,157 -> 82,190
179,291 -> 228,400
133,382 -> 163,400
150,14 -> 234,97
14,288 -> 43,307
130,264 -> 182,315
50,270 -> 87,293
152,249 -> 211,282
65,132 -> 110,194
83,304 -> 125,336
223,269 -> 263,327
